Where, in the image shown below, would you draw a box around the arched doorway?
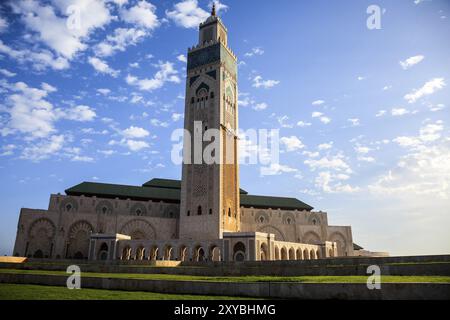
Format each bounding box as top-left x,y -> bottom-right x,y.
296,248 -> 302,260
164,245 -> 173,260
303,248 -> 309,260
260,243 -> 268,261
179,246 -> 188,262
98,242 -> 108,260
136,246 -> 145,260
210,245 -> 221,262
121,246 -> 131,260
310,249 -> 316,260
233,242 -> 246,262
149,246 -> 158,260
281,247 -> 288,260
288,248 -> 295,260
194,246 -> 205,262
274,246 -> 280,260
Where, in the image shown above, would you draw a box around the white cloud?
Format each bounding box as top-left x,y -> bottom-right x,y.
0,144 -> 16,157
312,100 -> 325,106
122,126 -> 149,138
0,68 -> 16,77
315,171 -> 359,194
0,16 -> 8,33
376,110 -> 386,117
348,118 -> 360,126
277,115 -> 293,128
357,76 -> 365,81
280,136 -> 304,152
61,105 -> 96,121
252,75 -> 280,89
0,81 -> 95,140
166,0 -> 209,29
126,61 -> 180,91
391,108 -> 409,116
97,88 -> 111,95
297,120 -> 312,127
88,57 -> 120,77
400,55 -> 424,69
253,102 -> 268,111
41,82 -> 57,93
355,145 -> 371,154
71,155 -> 94,162
404,78 -> 446,103
172,113 -> 183,121
318,142 -> 333,150
320,116 -> 331,124
150,118 -> 169,127
0,40 -> 69,71
393,121 -> 444,149
20,134 -> 65,161
260,163 -> 297,176
244,47 -> 264,57
120,0 -> 160,29
370,124 -> 450,200
428,103 -> 445,112
177,54 -> 187,63
11,0 -> 112,59
125,139 -> 149,151
304,153 -> 352,174
95,28 -> 148,57
311,112 -> 330,123
97,149 -> 116,156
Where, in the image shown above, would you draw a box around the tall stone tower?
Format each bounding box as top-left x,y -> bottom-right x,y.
179,5 -> 240,240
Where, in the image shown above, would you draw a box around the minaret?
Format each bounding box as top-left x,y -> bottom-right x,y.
179,6 -> 240,240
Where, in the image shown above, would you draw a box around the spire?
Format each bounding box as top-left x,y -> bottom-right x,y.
211,2 -> 216,16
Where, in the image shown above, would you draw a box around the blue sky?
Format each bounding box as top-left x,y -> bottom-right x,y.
0,0 -> 449,256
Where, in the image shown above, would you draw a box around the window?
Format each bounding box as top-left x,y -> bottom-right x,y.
136,209 -> 142,216
187,210 -> 190,216
102,207 -> 108,214
210,91 -> 214,98
66,204 -> 72,212
286,218 -> 291,225
197,206 -> 202,215
259,216 -> 265,223
209,208 -> 212,215
191,97 -> 194,104
228,208 -> 231,217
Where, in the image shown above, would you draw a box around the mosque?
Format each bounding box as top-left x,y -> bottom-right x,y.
13,6 -> 378,263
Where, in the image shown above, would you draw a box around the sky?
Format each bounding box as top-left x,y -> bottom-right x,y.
0,0 -> 449,256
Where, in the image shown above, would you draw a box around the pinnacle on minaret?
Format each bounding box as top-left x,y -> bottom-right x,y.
211,2 -> 216,16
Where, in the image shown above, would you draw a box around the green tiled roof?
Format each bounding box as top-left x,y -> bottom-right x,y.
240,194 -> 313,211
65,182 -> 181,203
65,179 -> 313,211
142,178 -> 249,194
142,178 -> 181,189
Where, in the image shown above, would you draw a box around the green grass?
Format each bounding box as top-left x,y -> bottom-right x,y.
1,268 -> 450,283
0,283 -> 251,300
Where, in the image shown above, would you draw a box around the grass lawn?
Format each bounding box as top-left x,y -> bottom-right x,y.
1,268 -> 450,283
0,283 -> 253,300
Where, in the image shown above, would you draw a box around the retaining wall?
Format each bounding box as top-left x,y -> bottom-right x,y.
0,273 -> 449,300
